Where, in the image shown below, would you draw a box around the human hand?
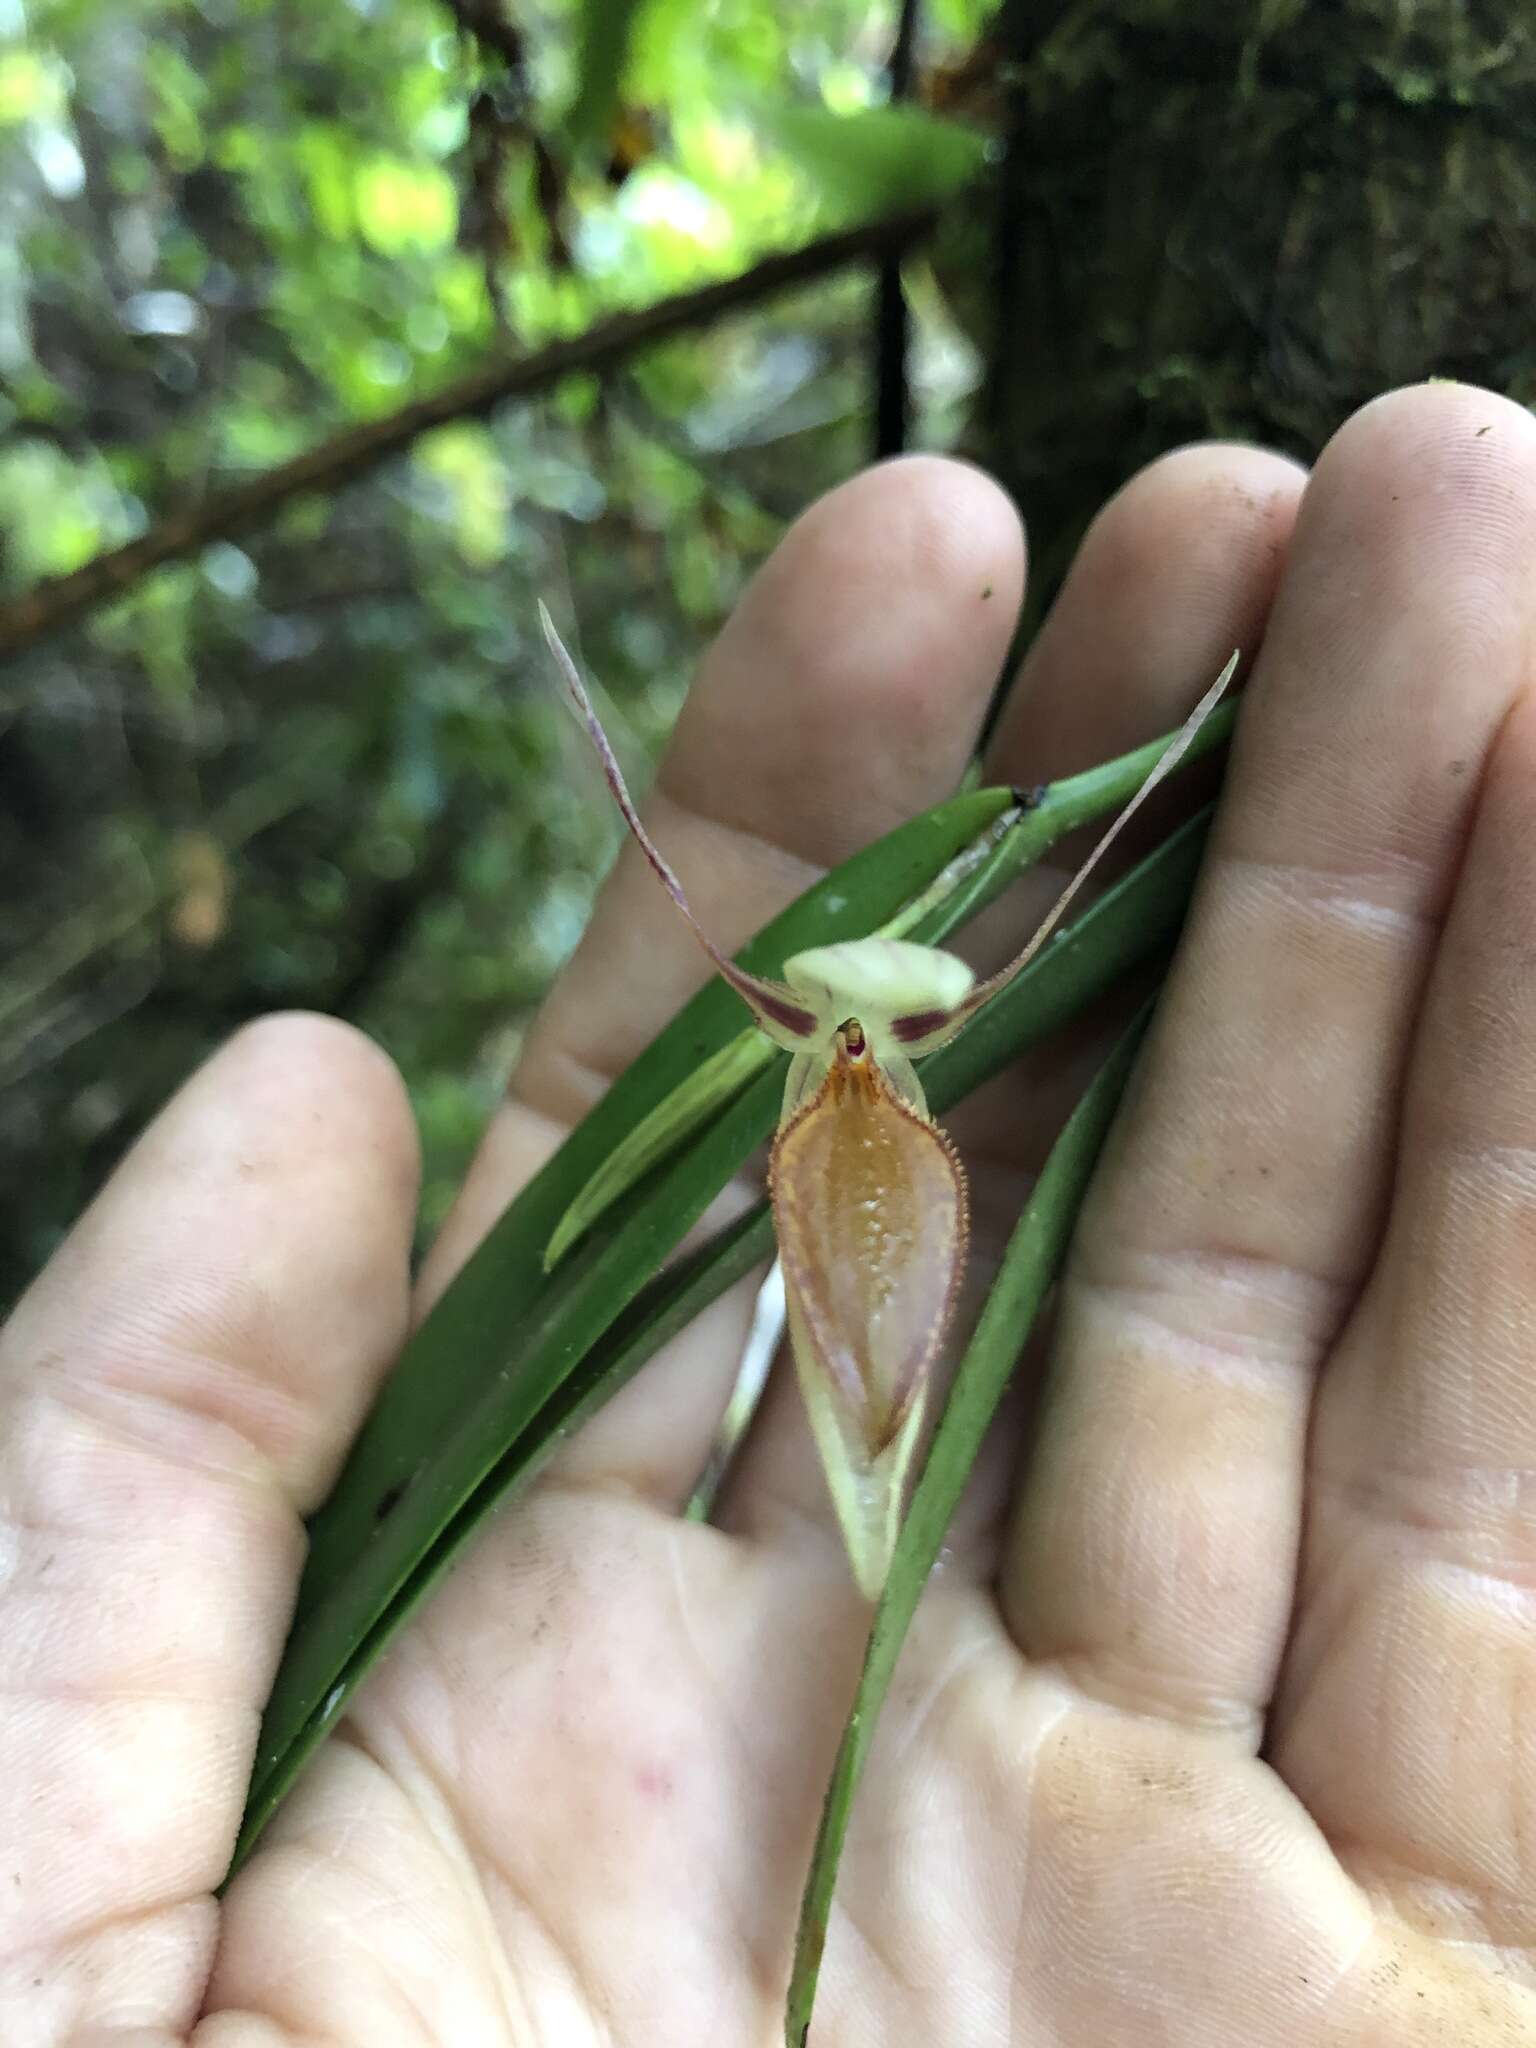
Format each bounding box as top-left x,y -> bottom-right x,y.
7,382 -> 1536,2045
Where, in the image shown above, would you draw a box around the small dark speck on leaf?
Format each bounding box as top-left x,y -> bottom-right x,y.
980,583 -> 994,599
1476,423 -> 1492,436
375,1481 -> 406,1521
1012,783 -> 1049,811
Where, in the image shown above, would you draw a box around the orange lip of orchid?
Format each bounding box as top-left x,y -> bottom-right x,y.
541,603 -> 1233,1598
769,1019 -> 968,1594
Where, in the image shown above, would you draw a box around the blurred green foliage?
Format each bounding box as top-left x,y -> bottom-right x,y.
0,0 -> 997,1303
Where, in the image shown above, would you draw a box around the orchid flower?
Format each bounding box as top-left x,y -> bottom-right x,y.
542,603 -> 1233,1597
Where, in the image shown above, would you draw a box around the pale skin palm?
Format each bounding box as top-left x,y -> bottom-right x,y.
5,384 -> 1536,2046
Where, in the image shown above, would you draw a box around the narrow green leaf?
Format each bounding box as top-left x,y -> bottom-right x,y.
233,805 -> 1212,1870
753,100 -> 992,218
567,0 -> 649,150
543,1026 -> 772,1269
783,1010 -> 1155,2047
237,1057 -> 788,1867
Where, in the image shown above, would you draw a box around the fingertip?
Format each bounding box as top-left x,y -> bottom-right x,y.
1099,441 -> 1307,609
207,1011 -> 421,1208
667,454 -> 1025,858
858,450 -> 1027,604
6,1010 -> 420,1507
1317,378 -> 1536,485
990,440 -> 1305,779
774,450 -> 1025,616
1295,382 -> 1536,647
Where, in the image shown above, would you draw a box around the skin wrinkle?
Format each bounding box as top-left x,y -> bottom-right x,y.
339,1729 -> 528,2045
881,1617 -> 997,1775
1267,1551 -> 1385,1756
1314,1453 -> 1536,1565
6,1727 -> 247,1946
0,1684 -> 259,1712
477,1768 -> 723,2048
1002,1676 -> 1076,2048
1033,1650 -> 1269,1746
9,1894 -> 218,1996
1217,847 -> 1447,942
1278,1604 -> 1531,1912
0,1384 -> 298,1721
1424,1135 -> 1536,1185
1339,1836 -> 1536,1965
11,1370 -> 300,1507
661,1518 -> 731,1714
343,1530 -> 776,2043
250,1745 -> 524,2045
1070,1256 -> 1353,1379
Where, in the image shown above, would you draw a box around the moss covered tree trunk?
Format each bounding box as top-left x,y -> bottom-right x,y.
980,0 -> 1536,586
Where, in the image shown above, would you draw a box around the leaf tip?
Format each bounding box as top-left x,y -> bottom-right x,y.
541,1223 -> 573,1273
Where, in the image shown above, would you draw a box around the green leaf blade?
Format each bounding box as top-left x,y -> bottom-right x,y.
567,0 -> 649,151
753,100 -> 992,218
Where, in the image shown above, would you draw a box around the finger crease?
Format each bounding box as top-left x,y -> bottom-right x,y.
1071,1248 -> 1355,1383
1221,848 -> 1446,940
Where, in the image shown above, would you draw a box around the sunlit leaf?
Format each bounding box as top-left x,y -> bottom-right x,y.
568,0 -> 654,152
752,100 -> 992,218
354,154 -> 458,255
0,49 -> 66,125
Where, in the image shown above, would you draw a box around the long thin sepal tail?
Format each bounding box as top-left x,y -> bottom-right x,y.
769,1038 -> 968,1597
889,649 -> 1239,1050
539,602 -> 820,1049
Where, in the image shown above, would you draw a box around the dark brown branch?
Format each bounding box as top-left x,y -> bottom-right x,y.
0,209 -> 936,667
873,0 -> 922,461
440,0 -> 526,76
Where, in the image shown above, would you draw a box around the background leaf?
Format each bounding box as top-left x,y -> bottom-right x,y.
568,0 -> 653,152
752,100 -> 992,218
